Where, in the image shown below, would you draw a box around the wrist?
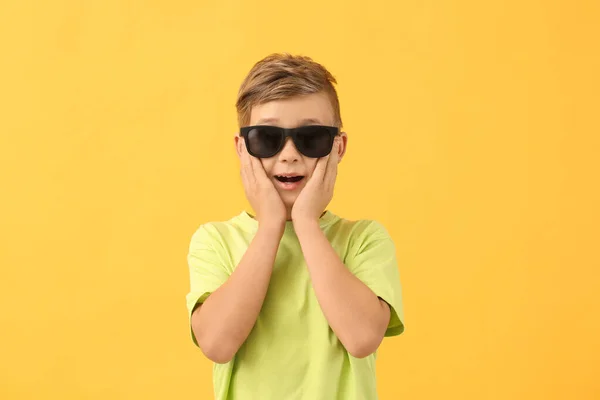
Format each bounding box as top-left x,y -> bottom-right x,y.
257,219 -> 285,237
292,216 -> 320,231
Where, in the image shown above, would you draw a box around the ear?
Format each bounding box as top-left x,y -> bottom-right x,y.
234,135 -> 243,159
336,132 -> 348,163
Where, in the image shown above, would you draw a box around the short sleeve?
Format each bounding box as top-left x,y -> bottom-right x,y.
345,221 -> 405,337
185,224 -> 230,346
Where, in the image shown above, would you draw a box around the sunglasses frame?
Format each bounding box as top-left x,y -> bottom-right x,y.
239,125 -> 340,158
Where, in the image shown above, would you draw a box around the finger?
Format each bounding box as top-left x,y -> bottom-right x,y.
240,141 -> 250,168
240,143 -> 257,185
327,140 -> 339,177
322,140 -> 339,189
332,138 -> 340,162
249,152 -> 271,184
311,155 -> 329,184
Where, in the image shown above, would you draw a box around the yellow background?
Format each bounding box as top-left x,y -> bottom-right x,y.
1,0 -> 598,399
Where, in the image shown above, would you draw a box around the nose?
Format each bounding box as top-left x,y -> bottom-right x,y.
277,137 -> 301,162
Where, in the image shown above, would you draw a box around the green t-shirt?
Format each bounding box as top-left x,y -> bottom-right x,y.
186,210 -> 405,400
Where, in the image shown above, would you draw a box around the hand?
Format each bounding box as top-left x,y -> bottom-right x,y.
291,138 -> 340,223
240,144 -> 287,230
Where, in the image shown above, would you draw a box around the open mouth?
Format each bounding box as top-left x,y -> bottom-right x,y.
275,175 -> 305,183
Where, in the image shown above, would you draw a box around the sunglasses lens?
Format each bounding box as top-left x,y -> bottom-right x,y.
295,127 -> 334,158
246,127 -> 283,157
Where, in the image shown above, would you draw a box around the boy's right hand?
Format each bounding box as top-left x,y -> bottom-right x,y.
240,144 -> 287,230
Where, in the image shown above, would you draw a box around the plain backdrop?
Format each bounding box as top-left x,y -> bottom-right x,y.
1,0 -> 599,399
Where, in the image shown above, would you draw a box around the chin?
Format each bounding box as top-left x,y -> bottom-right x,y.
282,195 -> 298,207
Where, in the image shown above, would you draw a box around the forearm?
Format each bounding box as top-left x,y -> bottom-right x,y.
294,219 -> 390,358
192,223 -> 283,363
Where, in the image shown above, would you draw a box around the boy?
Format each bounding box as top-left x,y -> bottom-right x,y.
186,53 -> 405,400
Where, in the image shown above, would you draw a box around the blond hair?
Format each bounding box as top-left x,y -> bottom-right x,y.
236,53 -> 342,128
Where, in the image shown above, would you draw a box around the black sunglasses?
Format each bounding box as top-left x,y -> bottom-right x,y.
240,125 -> 339,158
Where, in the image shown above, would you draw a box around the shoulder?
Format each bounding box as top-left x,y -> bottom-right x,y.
333,215 -> 392,240
329,214 -> 394,251
189,214 -> 248,250
331,216 -> 398,268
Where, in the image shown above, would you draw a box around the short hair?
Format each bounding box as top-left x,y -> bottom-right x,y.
236,53 -> 342,128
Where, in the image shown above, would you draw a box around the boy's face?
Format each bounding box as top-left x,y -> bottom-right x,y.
235,92 -> 347,212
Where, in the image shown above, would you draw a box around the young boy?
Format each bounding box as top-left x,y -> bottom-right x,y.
186,53 -> 405,400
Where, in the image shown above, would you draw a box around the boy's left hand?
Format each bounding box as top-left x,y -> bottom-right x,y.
291,138 -> 340,223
